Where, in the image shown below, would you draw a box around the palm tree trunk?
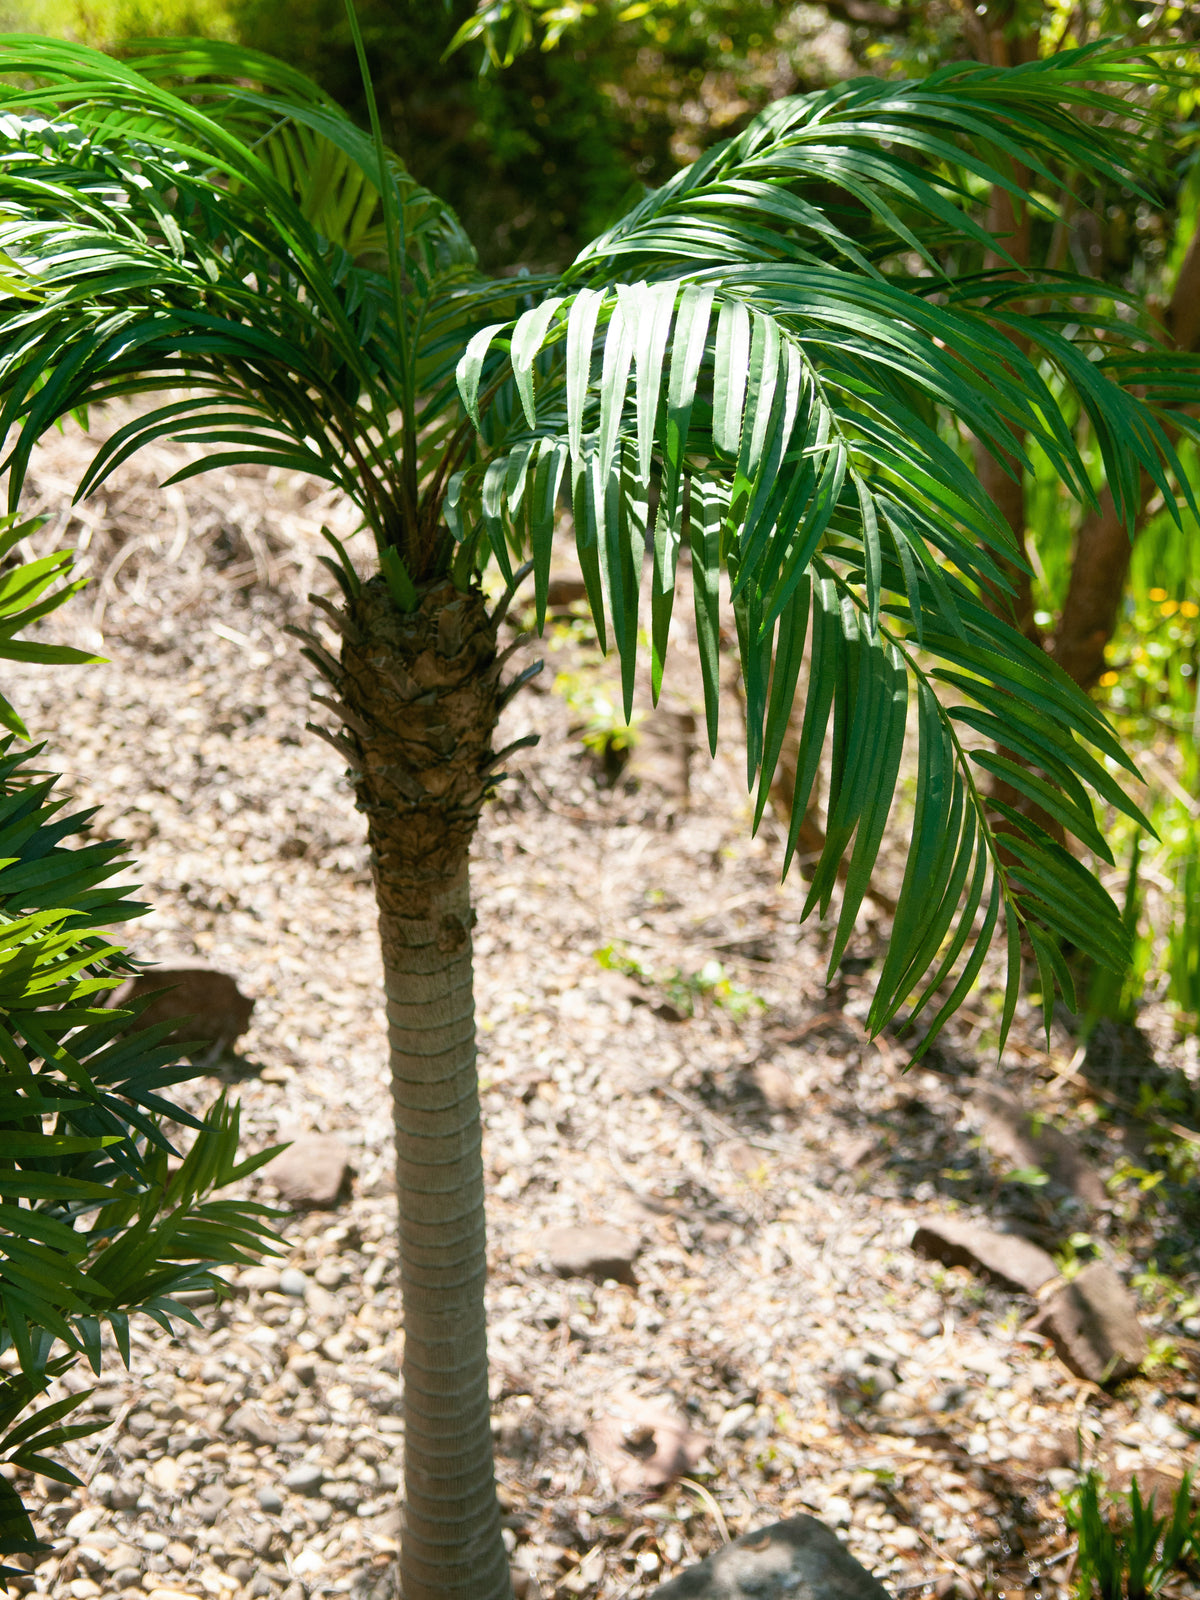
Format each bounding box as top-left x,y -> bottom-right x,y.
376,864 -> 509,1599
332,574 -> 512,1600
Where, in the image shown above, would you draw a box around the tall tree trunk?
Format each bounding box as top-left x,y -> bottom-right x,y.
333,574 -> 512,1600
1048,215 -> 1200,691
1051,485 -> 1141,691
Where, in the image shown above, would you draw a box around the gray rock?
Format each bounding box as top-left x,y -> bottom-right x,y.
278,1267 -> 309,1297
257,1486 -> 284,1514
112,1569 -> 143,1589
911,1218 -> 1059,1296
226,1404 -> 279,1447
1027,1261 -> 1147,1386
190,1482 -> 231,1524
972,1086 -> 1106,1206
90,1473 -> 139,1510
266,1134 -> 352,1208
321,1479 -> 362,1510
543,1223 -> 639,1286
239,1265 -> 283,1294
284,1462 -> 326,1496
648,1515 -> 893,1599
111,965 -> 254,1050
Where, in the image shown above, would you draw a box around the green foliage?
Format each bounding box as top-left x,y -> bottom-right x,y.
1,32 -> 1196,1057
555,667 -> 644,758
1064,1467 -> 1200,1600
0,537 -> 284,1564
0,733 -> 284,1563
1086,572 -> 1200,1033
0,514 -> 99,739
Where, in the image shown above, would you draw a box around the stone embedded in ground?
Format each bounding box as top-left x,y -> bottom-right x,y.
545,574 -> 590,608
1027,1260 -> 1147,1385
587,1391 -> 706,1494
626,707 -> 696,802
237,1264 -> 282,1294
543,1223 -> 639,1286
912,1217 -> 1059,1296
647,1515 -> 894,1599
278,1266 -> 309,1297
89,1473 -> 139,1511
283,1462 -> 326,1496
111,965 -> 254,1050
189,1482 -> 231,1525
225,1403 -> 279,1448
265,1133 -> 352,1207
971,1085 -> 1107,1206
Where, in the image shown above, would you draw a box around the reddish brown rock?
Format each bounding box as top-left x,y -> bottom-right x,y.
972,1086 -> 1107,1206
648,1515 -> 893,1599
543,1223 -> 638,1286
588,1391 -> 706,1494
1027,1261 -> 1147,1385
265,1134 -> 352,1208
112,965 -> 254,1050
912,1217 -> 1059,1296
626,708 -> 696,802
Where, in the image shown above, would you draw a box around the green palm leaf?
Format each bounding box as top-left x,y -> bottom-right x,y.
0,35 -> 1192,1053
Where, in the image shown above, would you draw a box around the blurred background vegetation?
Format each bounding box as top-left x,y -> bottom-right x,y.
3,0 -> 1199,1045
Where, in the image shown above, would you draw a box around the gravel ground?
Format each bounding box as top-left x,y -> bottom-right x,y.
3,406 -> 1200,1600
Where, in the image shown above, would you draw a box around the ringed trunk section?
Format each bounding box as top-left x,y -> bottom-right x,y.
334,574 -> 512,1600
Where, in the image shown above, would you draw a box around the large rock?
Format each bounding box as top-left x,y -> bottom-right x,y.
543,1223 -> 639,1286
626,708 -> 696,803
112,964 -> 254,1050
912,1217 -> 1059,1296
265,1134 -> 352,1208
972,1086 -> 1106,1206
1027,1261 -> 1147,1386
648,1516 -> 893,1600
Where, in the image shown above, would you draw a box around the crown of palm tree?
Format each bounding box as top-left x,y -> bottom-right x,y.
1,34 -> 1197,1051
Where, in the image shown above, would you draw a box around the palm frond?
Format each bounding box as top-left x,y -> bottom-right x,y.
448,48 -> 1197,1049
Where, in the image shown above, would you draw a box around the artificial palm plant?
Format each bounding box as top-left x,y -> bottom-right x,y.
0,27 -> 1196,1597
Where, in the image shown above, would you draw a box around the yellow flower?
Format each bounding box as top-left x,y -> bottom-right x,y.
1099,670 -> 1119,688
1149,587 -> 1168,601
1181,600 -> 1199,619
1160,600 -> 1179,617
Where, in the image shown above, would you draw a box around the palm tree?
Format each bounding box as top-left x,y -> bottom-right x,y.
0,29 -> 1195,1598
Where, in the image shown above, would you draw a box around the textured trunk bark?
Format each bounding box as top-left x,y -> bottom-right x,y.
973,442 -> 1042,647
332,574 -> 511,1600
1051,486 -> 1140,692
1049,216 -> 1200,692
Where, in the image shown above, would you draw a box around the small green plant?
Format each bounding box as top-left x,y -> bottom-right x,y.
1064,1467 -> 1200,1600
1168,843 -> 1200,1022
1054,1232 -> 1098,1280
593,944 -> 763,1020
1001,1165 -> 1051,1189
555,669 -> 644,758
